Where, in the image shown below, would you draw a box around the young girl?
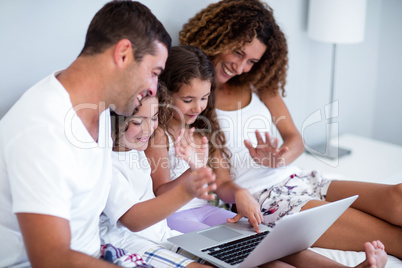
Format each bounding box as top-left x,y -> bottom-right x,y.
144,45 -> 388,268
145,45 -> 263,233
100,88 -> 216,268
179,0 -> 402,259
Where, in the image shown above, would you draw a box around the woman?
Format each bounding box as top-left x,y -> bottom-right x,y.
179,0 -> 402,258
144,45 -> 387,268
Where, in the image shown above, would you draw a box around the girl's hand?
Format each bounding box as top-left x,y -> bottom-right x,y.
175,127 -> 208,171
244,130 -> 288,168
226,188 -> 263,233
186,167 -> 216,201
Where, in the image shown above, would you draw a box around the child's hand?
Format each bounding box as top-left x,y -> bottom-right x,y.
175,127 -> 208,171
226,188 -> 263,233
186,167 -> 216,201
244,130 -> 288,168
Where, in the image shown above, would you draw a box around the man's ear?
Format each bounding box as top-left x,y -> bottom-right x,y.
114,39 -> 133,68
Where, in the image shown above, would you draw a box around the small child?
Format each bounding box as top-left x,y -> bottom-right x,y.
144,45 -> 260,233
100,86 -> 215,268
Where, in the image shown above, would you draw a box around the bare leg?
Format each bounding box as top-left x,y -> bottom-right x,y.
187,263 -> 213,268
274,242 -> 387,268
302,199 -> 402,258
259,260 -> 295,268
278,249 -> 349,268
188,259 -> 295,268
326,181 -> 402,226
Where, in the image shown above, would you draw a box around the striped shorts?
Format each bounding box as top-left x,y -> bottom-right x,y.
142,245 -> 205,268
100,244 -> 151,267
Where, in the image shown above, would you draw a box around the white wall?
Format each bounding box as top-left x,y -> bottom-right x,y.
0,0 -> 108,116
298,0 -> 383,146
1,0 -> 401,146
373,0 -> 402,146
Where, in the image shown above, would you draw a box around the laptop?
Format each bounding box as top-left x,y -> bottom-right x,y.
168,195 -> 358,268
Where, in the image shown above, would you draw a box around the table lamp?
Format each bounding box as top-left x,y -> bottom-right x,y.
306,0 -> 367,159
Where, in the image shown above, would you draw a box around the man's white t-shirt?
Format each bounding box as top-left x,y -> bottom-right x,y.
101,150 -> 180,255
0,72 -> 114,267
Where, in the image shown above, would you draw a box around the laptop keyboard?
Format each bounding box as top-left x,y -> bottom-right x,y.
201,230 -> 269,265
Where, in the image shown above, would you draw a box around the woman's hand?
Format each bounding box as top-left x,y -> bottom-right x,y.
244,130 -> 288,168
175,127 -> 208,171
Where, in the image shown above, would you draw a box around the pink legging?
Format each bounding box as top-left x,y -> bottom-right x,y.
167,204 -> 236,233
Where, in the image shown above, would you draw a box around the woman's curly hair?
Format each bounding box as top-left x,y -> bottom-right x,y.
158,45 -> 232,173
179,0 -> 288,98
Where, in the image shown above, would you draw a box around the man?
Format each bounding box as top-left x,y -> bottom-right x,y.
0,1 -> 174,267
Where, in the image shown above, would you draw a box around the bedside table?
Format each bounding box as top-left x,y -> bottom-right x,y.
293,134 -> 402,184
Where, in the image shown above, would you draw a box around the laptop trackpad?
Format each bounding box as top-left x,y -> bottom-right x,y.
199,226 -> 243,242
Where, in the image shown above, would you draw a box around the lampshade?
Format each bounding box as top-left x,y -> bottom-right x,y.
307,0 -> 367,44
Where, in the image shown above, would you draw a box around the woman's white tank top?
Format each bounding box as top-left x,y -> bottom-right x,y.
216,92 -> 300,194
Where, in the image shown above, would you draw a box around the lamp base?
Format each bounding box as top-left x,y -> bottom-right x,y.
305,143 -> 351,160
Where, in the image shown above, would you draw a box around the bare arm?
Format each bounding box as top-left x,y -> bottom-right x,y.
137,128 -> 215,231
170,129 -> 263,232
145,127 -> 191,196
17,213 -> 117,268
212,149 -> 263,233
119,167 -> 216,232
247,92 -> 304,166
264,92 -> 304,163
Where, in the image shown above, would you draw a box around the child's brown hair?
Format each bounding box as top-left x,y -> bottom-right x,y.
158,45 -> 232,173
110,82 -> 172,151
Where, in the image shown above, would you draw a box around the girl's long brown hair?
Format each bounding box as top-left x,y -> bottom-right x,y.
158,45 -> 232,173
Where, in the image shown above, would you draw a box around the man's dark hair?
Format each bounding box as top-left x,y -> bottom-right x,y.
80,0 -> 171,61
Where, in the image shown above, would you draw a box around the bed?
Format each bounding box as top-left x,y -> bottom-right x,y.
293,134 -> 402,267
